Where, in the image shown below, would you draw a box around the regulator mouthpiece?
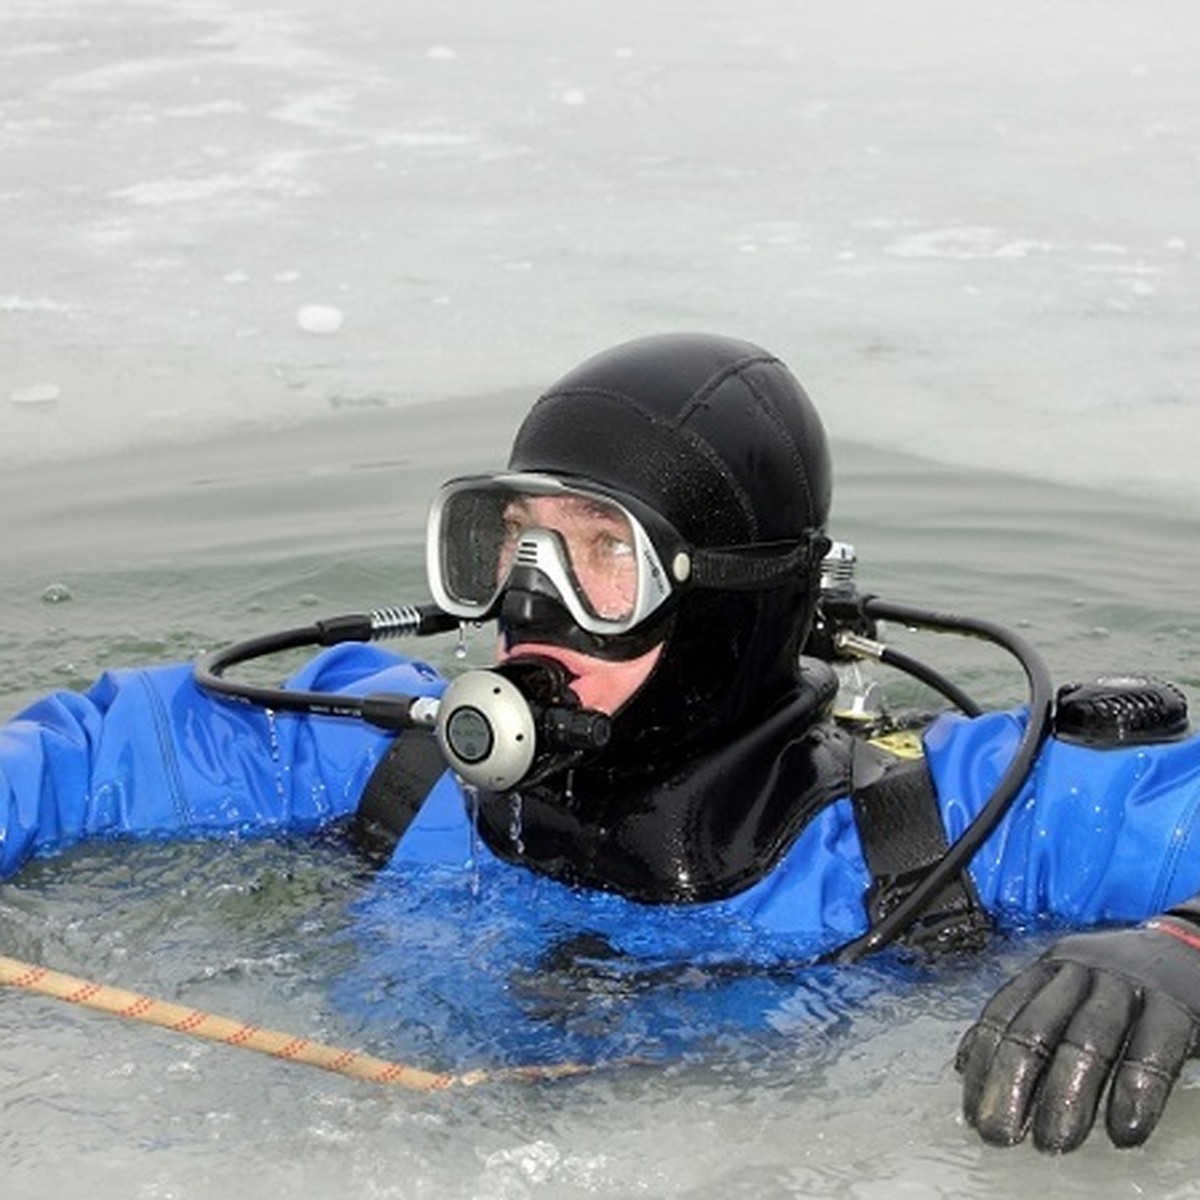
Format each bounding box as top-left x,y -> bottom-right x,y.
435,659 -> 611,790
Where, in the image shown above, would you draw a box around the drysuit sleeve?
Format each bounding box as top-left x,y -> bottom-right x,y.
0,645 -> 444,880
925,710 -> 1200,924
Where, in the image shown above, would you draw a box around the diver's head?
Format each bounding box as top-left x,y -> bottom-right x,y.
428,331 -> 832,776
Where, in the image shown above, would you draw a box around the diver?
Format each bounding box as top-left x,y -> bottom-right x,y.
3,331 -> 1200,1154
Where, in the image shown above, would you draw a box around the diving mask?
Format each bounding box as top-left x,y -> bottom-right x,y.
426,471 -> 826,636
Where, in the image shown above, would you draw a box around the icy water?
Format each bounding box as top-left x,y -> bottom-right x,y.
3,0 -> 1200,1196
5,414 -> 1200,1199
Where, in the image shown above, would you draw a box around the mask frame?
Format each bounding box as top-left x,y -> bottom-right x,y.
427,471 -> 827,638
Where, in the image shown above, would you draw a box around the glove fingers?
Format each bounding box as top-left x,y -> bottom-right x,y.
961,960 -> 1089,1146
956,960 -> 1056,1115
1030,971 -> 1138,1153
1106,991 -> 1197,1149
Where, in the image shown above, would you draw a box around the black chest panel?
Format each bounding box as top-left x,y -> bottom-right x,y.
352,671 -> 988,953
475,708 -> 853,904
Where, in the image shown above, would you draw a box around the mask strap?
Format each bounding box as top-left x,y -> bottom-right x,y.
689,533 -> 830,591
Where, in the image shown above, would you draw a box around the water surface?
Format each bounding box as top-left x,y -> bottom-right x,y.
4,0 -> 1200,1195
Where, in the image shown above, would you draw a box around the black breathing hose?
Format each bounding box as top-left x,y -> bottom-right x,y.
194,594 -> 1055,960
830,597 -> 1056,962
194,605 -> 458,730
868,642 -> 984,718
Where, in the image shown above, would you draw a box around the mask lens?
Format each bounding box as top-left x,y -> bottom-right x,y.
501,492 -> 638,622
432,476 -> 666,630
436,486 -> 512,610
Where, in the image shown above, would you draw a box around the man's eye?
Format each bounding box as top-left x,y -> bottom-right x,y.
595,532 -> 634,559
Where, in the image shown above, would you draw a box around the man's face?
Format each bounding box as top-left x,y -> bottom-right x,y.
495,494 -> 662,713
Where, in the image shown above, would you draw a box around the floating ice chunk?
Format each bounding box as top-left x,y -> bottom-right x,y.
297,304 -> 344,334
115,175 -> 243,205
11,382 -> 60,408
561,88 -> 587,106
427,44 -> 457,61
484,1140 -> 561,1183
992,240 -> 1048,259
886,226 -> 1049,261
0,295 -> 72,313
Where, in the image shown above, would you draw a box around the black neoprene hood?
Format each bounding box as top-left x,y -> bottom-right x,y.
505,331 -> 833,779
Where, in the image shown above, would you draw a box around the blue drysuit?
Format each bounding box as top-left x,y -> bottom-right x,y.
4,645 -> 1200,1065
5,643 -> 1200,933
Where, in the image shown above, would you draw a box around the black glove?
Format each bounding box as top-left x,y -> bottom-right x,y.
956,915 -> 1200,1153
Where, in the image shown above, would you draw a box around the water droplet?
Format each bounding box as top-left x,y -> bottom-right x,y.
264,709 -> 288,806
508,792 -> 525,855
463,782 -> 482,896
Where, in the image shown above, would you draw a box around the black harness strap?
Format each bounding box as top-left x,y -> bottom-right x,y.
351,729 -> 447,865
850,740 -> 992,955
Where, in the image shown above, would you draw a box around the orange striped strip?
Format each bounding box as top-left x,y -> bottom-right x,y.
170,1011 -> 209,1033
1147,918 -> 1200,953
273,1038 -> 310,1060
0,953 -> 598,1092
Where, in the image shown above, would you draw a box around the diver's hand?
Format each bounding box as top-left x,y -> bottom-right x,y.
956,918 -> 1200,1153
